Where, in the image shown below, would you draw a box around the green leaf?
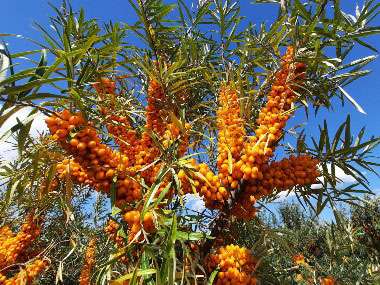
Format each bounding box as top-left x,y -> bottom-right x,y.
176,231 -> 211,241
0,78 -> 67,96
0,106 -> 24,129
140,167 -> 170,224
142,251 -> 155,285
17,110 -> 35,157
115,269 -> 156,282
0,44 -> 10,88
337,85 -> 366,114
18,49 -> 48,99
208,269 -> 219,284
293,0 -> 311,22
110,175 -> 117,213
0,111 -> 39,145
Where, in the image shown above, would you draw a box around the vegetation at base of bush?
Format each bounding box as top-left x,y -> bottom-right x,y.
0,0 -> 379,284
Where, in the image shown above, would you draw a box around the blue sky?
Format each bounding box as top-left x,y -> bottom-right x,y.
1,0 -> 380,220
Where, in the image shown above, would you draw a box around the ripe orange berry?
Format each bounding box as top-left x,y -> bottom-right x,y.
77,142 -> 87,150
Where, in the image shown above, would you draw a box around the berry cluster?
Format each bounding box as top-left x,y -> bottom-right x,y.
123,210 -> 156,242
41,179 -> 58,193
179,159 -> 228,210
45,63 -> 193,249
93,78 -> 138,162
0,213 -> 43,272
45,110 -> 143,205
204,244 -> 257,284
244,46 -> 306,164
56,159 -> 94,186
0,260 -> 47,285
104,220 -> 124,246
293,254 -> 306,266
104,220 -> 134,264
93,77 -> 116,96
321,275 -> 336,285
106,115 -> 137,164
79,239 -> 96,285
177,47 -> 318,221
240,47 -> 306,181
216,85 -> 246,190
0,213 -> 46,284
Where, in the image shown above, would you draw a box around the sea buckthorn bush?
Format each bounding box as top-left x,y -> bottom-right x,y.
0,0 -> 380,284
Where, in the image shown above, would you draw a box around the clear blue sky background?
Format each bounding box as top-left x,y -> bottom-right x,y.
1,0 -> 380,220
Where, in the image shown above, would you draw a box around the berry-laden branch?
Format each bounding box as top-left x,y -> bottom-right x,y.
204,244 -> 258,285
0,212 -> 47,284
201,47 -> 320,258
78,238 -> 96,285
45,59 -> 190,245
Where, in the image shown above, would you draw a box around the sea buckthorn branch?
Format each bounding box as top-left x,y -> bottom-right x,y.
321,275 -> 336,285
0,259 -> 47,285
56,159 -> 94,187
93,77 -> 138,163
45,63 -> 191,245
104,220 -> 135,264
79,238 -> 96,285
203,244 -> 257,284
179,49 -> 310,218
201,47 -> 319,258
216,84 -> 246,200
0,212 -> 47,284
0,213 -> 44,273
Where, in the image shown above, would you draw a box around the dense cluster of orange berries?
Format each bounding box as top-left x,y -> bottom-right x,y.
79,239 -> 96,285
321,275 -> 336,285
217,85 -> 245,191
175,47 -> 318,220
293,254 -> 306,266
245,46 -> 306,162
45,109 -> 143,207
93,78 -> 139,163
231,192 -> 258,220
104,220 -> 124,246
204,245 -> 257,284
178,159 -> 228,210
268,155 -> 319,190
239,47 -> 305,180
56,159 -> 94,186
0,213 -> 46,284
46,73 -> 192,255
104,220 -> 134,264
241,155 -> 319,199
0,260 -> 47,285
0,213 -> 43,272
146,79 -> 168,137
93,77 -> 116,97
106,115 -> 137,164
222,47 -> 316,220
231,155 -> 318,220
123,210 -> 156,242
41,179 -> 58,193
45,65 -> 194,241
46,69 -> 188,256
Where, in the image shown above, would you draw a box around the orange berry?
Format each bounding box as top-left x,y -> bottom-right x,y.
77,142 -> 87,150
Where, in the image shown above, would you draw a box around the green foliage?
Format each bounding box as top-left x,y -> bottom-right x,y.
231,198 -> 380,284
